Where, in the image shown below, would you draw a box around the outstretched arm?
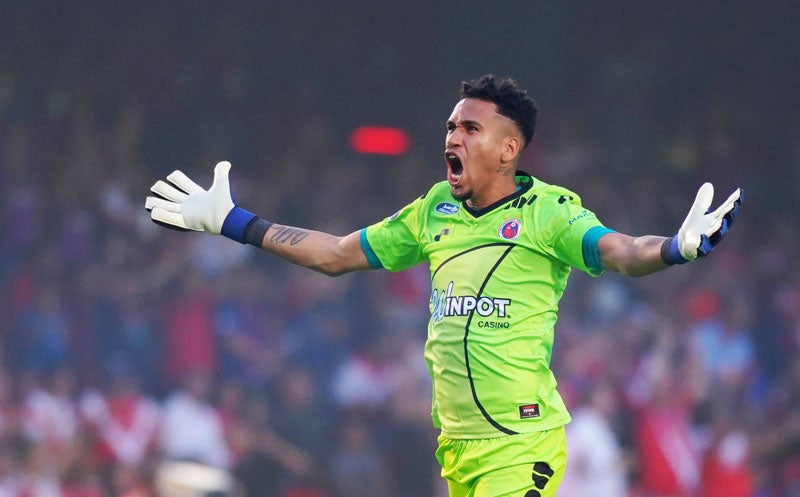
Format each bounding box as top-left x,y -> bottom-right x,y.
145,161 -> 373,276
598,233 -> 669,277
597,183 -> 743,277
256,225 -> 371,276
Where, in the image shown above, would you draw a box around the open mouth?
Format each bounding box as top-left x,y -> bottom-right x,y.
446,153 -> 463,184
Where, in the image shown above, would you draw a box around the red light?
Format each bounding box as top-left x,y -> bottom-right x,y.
349,126 -> 411,155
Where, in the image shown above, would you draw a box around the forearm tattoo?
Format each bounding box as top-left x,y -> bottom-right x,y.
269,226 -> 310,246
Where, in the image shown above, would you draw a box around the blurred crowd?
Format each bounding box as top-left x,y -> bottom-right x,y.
2,4 -> 800,497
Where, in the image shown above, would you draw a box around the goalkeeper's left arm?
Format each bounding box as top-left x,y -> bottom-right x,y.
596,182 -> 743,277
145,161 -> 373,276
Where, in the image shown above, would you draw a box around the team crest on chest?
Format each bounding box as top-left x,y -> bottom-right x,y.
499,218 -> 521,240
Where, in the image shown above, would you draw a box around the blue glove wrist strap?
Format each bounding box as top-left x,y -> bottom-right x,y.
661,236 -> 689,265
221,206 -> 258,244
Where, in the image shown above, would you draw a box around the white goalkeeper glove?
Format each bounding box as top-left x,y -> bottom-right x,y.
145,161 -> 269,245
662,182 -> 743,265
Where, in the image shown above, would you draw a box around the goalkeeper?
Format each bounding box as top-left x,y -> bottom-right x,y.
145,75 -> 742,497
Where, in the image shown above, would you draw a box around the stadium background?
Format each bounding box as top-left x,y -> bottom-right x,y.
1,2 -> 798,496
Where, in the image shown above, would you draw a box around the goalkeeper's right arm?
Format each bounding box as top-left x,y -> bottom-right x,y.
145,161 -> 374,276
254,224 -> 370,276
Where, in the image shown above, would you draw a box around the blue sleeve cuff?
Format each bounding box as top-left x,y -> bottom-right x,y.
360,229 -> 383,269
582,226 -> 616,274
221,206 -> 258,244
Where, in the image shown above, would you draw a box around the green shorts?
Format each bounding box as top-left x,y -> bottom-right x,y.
435,426 -> 567,497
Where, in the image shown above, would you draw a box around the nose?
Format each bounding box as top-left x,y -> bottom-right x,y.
446,127 -> 462,148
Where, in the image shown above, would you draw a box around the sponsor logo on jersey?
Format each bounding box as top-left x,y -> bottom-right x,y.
477,320 -> 510,329
435,202 -> 460,215
430,281 -> 511,323
519,403 -> 541,418
498,218 -> 521,240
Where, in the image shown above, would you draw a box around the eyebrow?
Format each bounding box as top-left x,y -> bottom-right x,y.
446,119 -> 482,128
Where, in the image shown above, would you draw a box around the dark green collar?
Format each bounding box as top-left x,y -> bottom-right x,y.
462,171 -> 534,218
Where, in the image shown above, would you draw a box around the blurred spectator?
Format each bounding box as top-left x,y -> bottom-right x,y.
280,267 -> 356,397
108,463 -> 154,497
22,369 -> 79,452
160,274 -> 218,385
270,366 -> 333,465
331,335 -> 399,413
1,184 -> 43,265
0,441 -> 22,497
687,289 -> 756,400
229,394 -> 313,497
0,371 -> 23,443
13,283 -> 72,374
382,334 -> 439,497
79,371 -> 161,470
17,441 -> 62,497
59,439 -> 105,497
159,372 -> 231,469
330,416 -> 391,497
213,268 -> 282,390
700,413 -> 755,497
627,330 -> 702,497
558,381 -> 629,497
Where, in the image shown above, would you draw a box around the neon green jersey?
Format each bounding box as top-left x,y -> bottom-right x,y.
362,173 -> 613,439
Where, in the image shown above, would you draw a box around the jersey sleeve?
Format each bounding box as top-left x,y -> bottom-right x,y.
537,189 -> 614,277
361,195 -> 426,272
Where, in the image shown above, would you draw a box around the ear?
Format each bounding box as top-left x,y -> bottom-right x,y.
500,136 -> 522,163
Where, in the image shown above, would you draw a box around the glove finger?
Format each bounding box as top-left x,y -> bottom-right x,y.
151,180 -> 188,202
708,187 -> 742,223
726,200 -> 741,225
703,217 -> 724,238
700,187 -> 742,238
145,196 -> 181,213
689,182 -> 715,220
723,188 -> 743,225
150,218 -> 191,232
150,207 -> 197,231
708,218 -> 728,247
167,170 -> 205,195
211,161 -> 232,193
706,188 -> 741,245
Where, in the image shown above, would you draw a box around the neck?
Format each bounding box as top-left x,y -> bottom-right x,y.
466,176 -> 518,209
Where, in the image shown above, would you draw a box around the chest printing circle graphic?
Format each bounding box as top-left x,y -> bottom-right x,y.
499,218 -> 521,240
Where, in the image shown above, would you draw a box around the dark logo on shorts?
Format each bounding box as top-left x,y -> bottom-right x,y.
518,404 -> 540,419
524,462 -> 555,497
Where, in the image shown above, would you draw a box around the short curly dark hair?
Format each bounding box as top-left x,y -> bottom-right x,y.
459,74 -> 538,148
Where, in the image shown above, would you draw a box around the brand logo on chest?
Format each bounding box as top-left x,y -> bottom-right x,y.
435,202 -> 460,215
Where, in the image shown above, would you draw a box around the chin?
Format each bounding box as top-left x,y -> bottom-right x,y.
450,186 -> 472,202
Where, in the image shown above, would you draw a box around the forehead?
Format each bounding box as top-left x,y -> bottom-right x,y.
447,98 -> 500,122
